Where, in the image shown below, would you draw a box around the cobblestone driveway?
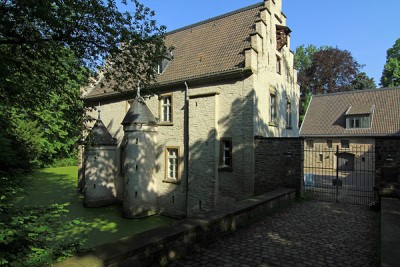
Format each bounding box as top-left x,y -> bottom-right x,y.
169,201 -> 379,267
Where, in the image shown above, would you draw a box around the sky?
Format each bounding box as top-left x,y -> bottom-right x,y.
129,0 -> 400,86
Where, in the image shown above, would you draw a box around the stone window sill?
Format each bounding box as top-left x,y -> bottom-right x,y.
218,166 -> 233,172
162,178 -> 180,184
159,122 -> 174,126
269,121 -> 278,127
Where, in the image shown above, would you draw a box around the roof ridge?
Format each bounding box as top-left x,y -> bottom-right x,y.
166,2 -> 263,35
312,86 -> 400,98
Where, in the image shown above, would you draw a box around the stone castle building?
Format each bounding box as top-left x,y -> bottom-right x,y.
79,0 -> 300,218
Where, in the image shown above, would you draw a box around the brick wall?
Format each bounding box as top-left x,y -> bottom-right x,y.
254,137 -> 303,195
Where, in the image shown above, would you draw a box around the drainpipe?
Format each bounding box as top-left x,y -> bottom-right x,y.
184,82 -> 190,217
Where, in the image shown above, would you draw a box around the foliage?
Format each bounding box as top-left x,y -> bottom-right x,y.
0,0 -> 168,170
303,48 -> 362,94
0,174 -> 87,266
381,38 -> 400,87
0,50 -> 86,170
299,93 -> 312,123
0,0 -> 168,102
351,72 -> 377,90
295,45 -> 376,123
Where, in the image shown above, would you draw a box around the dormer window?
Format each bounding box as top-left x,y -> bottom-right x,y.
346,115 -> 371,129
345,105 -> 374,129
276,25 -> 291,51
155,51 -> 173,74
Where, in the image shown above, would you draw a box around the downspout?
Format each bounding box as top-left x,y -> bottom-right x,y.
184,82 -> 190,217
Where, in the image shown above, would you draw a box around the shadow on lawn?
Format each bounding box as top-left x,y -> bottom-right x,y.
16,166 -> 176,248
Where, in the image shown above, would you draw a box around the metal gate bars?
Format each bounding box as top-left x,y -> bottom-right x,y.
304,145 -> 375,206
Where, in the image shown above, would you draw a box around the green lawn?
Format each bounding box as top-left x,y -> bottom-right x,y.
15,166 -> 176,248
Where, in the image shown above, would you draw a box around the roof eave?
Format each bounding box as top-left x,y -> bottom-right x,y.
300,133 -> 400,138
83,67 -> 253,102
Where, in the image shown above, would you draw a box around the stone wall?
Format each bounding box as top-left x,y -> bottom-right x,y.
57,188 -> 296,267
254,137 -> 303,195
375,138 -> 400,184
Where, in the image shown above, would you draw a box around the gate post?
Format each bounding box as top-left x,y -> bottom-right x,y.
335,145 -> 339,203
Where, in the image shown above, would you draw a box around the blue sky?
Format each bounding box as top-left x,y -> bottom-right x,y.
133,0 -> 400,86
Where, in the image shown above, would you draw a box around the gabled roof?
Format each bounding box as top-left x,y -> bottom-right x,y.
85,3 -> 263,99
300,87 -> 400,137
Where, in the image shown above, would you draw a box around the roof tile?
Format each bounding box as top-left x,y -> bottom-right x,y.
86,3 -> 262,98
300,87 -> 400,137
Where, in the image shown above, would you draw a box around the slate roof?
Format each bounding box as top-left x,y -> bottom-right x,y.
85,3 -> 263,99
121,97 -> 157,126
85,119 -> 116,145
300,87 -> 400,137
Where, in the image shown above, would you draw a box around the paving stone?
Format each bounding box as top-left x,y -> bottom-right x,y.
168,201 -> 379,267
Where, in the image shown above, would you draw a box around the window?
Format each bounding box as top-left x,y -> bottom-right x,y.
306,140 -> 314,148
270,93 -> 277,124
327,140 -> 333,149
286,100 -> 292,128
165,147 -> 179,180
341,140 -> 350,149
155,51 -> 173,74
219,138 -> 232,170
120,146 -> 125,176
276,56 -> 281,74
346,115 -> 371,129
160,94 -> 172,123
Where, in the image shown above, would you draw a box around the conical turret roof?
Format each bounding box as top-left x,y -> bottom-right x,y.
121,97 -> 157,126
85,119 -> 116,145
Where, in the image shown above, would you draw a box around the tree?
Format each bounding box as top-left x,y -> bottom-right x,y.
295,45 -> 376,123
0,0 -> 168,109
0,0 -> 168,170
351,72 -> 376,90
381,38 -> 400,87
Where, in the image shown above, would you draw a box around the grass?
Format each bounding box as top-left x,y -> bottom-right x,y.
15,166 -> 176,248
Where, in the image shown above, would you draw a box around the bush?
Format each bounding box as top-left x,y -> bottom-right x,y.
47,157 -> 78,168
0,174 -> 86,266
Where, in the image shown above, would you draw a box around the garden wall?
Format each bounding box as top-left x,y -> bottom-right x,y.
254,137 -> 303,195
57,188 -> 296,267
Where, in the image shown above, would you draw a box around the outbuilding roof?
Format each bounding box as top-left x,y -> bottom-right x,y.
300,87 -> 400,137
85,2 -> 263,99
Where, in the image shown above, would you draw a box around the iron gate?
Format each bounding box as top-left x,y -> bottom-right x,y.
304,145 -> 375,206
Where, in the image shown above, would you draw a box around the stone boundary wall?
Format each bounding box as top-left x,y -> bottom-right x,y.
381,197 -> 400,267
375,138 -> 400,184
254,137 -> 303,195
58,188 -> 296,267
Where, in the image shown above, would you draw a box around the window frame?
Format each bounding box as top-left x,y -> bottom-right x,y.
346,115 -> 371,129
164,146 -> 180,182
159,94 -> 173,125
269,93 -> 277,126
306,140 -> 314,149
276,55 -> 282,74
219,137 -> 233,171
327,140 -> 333,149
120,145 -> 126,176
341,140 -> 350,149
286,99 -> 292,129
